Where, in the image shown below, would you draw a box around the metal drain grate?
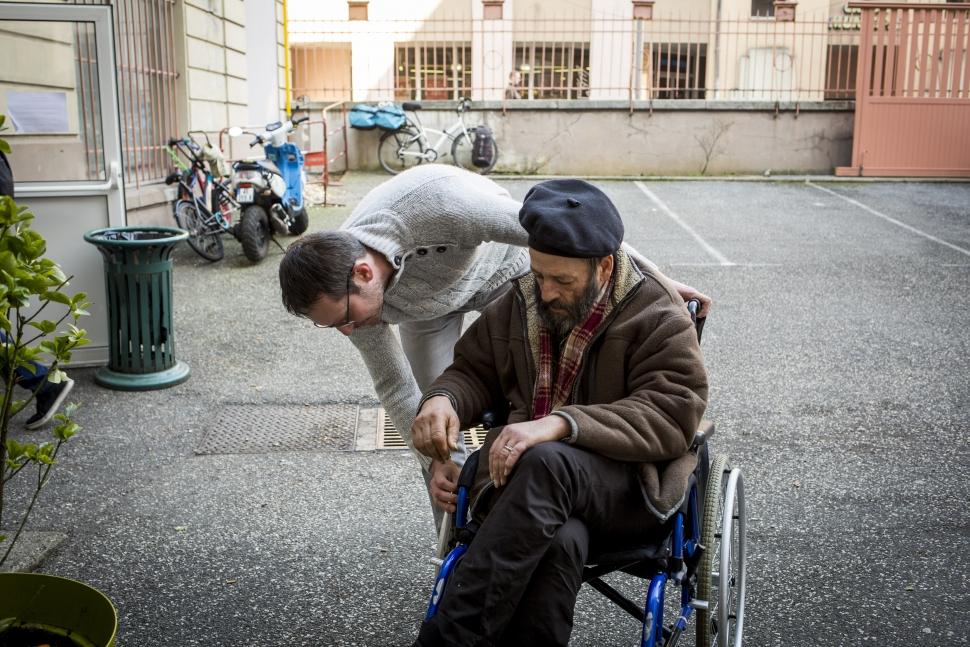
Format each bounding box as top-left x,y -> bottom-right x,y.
375,408 -> 489,450
195,404 -> 358,455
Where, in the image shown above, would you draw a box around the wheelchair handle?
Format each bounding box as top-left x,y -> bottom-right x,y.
686,298 -> 705,343
687,298 -> 700,322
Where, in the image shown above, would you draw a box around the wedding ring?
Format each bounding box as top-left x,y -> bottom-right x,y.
503,442 -> 515,452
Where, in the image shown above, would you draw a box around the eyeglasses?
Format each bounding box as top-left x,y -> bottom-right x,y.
311,268 -> 360,330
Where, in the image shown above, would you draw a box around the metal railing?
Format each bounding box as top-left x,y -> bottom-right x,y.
288,11 -> 865,103
71,0 -> 178,188
112,0 -> 179,188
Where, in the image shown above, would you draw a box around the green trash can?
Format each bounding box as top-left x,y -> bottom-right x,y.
83,226 -> 191,390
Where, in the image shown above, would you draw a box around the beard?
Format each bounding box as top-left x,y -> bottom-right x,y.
352,280 -> 385,327
535,274 -> 601,338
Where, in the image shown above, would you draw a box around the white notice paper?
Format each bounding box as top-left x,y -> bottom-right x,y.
6,91 -> 70,134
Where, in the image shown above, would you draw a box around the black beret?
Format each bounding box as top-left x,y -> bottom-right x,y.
518,179 -> 624,258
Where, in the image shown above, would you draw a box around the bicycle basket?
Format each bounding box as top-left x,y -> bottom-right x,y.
471,126 -> 496,168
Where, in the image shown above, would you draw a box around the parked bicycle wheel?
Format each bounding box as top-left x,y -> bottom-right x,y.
451,129 -> 498,174
378,128 -> 426,175
174,200 -> 224,261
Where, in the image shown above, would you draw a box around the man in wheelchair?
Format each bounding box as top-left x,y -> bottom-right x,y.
410,179 -> 708,647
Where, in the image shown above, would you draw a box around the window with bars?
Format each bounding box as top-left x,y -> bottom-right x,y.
11,0 -> 177,187
514,43 -> 590,100
647,43 -> 707,100
111,0 -> 179,187
394,44 -> 471,101
751,0 -> 775,18
291,43 -> 353,102
824,44 -> 858,100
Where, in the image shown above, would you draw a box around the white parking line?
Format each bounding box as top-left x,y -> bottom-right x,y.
807,181 -> 970,258
634,181 -> 735,266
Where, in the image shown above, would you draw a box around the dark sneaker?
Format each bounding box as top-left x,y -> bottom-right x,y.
25,377 -> 75,430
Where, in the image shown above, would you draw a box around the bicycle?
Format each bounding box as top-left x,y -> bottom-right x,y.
164,132 -> 239,262
377,98 -> 498,175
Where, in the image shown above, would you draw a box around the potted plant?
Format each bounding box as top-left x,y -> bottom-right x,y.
0,115 -> 116,646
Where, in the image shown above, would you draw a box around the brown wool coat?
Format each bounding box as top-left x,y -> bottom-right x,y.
427,250 -> 709,522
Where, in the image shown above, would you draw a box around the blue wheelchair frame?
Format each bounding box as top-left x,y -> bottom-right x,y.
426,433 -> 713,647
424,300 -> 736,647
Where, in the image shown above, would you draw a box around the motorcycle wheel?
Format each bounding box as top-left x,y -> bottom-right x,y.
239,204 -> 270,263
289,206 -> 309,235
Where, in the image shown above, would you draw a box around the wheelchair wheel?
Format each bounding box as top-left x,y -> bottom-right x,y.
696,454 -> 747,647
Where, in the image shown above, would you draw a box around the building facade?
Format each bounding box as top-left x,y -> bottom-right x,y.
286,0 -> 886,103
0,0 -> 287,225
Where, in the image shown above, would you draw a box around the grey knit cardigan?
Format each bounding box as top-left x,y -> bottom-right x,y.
343,165 -> 530,463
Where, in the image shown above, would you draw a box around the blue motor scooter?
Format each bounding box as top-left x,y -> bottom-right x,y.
228,111 -> 310,262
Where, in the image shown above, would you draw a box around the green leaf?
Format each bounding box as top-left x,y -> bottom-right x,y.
5,439 -> 25,460
27,320 -> 58,334
0,251 -> 16,276
53,421 -> 79,441
0,140 -> 10,155
41,290 -> 71,306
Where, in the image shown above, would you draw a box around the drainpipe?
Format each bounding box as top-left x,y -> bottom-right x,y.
283,0 -> 291,116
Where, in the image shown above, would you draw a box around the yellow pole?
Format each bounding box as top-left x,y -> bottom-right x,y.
283,0 -> 291,116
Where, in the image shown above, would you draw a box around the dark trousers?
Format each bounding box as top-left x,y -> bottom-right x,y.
417,441 -> 658,647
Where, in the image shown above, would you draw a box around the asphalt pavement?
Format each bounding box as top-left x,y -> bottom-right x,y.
5,171 -> 968,646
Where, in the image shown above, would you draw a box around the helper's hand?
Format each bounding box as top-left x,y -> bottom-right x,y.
429,459 -> 460,513
411,395 -> 460,462
671,280 -> 712,318
489,415 -> 569,488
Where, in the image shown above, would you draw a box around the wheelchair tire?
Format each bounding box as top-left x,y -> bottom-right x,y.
696,455 -> 747,647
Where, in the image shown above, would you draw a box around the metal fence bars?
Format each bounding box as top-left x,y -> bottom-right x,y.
288,10 -> 866,103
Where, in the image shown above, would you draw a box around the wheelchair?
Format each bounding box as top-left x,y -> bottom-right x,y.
424,301 -> 747,647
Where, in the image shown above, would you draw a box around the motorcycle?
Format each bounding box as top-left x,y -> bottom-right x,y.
227,112 -> 311,262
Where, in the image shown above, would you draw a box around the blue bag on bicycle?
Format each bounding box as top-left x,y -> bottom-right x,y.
349,104 -> 378,130
375,103 -> 406,131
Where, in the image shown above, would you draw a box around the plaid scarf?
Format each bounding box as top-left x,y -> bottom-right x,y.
532,272 -> 615,419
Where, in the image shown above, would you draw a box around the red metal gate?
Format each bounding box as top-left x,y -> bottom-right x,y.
837,2 -> 970,177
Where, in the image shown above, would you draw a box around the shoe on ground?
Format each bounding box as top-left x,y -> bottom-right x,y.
25,377 -> 75,430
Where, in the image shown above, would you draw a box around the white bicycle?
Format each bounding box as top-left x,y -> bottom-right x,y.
377,97 -> 498,175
